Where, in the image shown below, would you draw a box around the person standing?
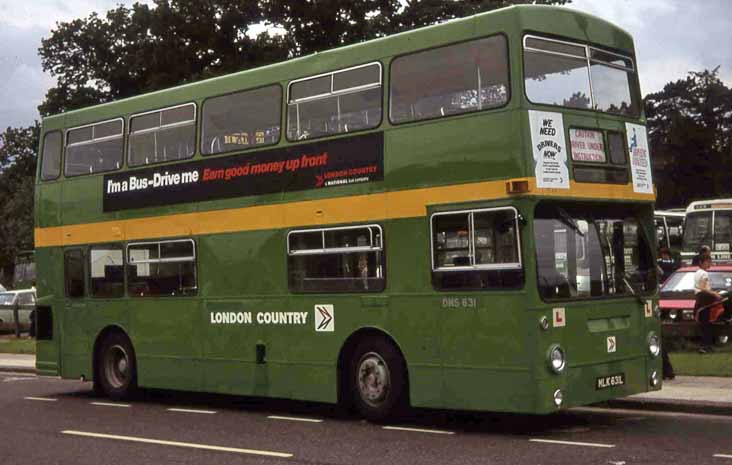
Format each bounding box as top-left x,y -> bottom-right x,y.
661,344 -> 675,380
695,255 -> 721,353
692,245 -> 711,266
657,247 -> 676,283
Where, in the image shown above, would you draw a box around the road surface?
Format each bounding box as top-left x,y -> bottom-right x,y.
0,372 -> 729,464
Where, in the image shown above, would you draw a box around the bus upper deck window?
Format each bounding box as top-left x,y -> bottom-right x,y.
390,35 -> 509,124
65,119 -> 124,177
129,103 -> 196,166
287,63 -> 382,141
201,85 -> 281,155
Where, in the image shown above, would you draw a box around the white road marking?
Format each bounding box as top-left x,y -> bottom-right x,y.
167,408 -> 217,415
714,454 -> 732,459
529,438 -> 615,448
4,376 -> 37,382
24,396 -> 57,402
60,430 -> 293,458
90,402 -> 131,408
382,426 -> 455,435
267,415 -> 323,423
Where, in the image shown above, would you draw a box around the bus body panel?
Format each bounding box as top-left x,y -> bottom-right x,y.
34,5 -> 660,414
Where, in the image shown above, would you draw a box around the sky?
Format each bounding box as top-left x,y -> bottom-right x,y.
0,0 -> 730,131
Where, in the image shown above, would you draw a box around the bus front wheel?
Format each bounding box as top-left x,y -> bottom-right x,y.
349,336 -> 407,422
96,332 -> 138,400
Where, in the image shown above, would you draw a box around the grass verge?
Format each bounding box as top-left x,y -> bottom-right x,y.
668,338 -> 732,376
0,336 -> 36,354
670,351 -> 732,377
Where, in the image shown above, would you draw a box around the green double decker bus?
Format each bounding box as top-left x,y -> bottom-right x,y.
34,5 -> 661,419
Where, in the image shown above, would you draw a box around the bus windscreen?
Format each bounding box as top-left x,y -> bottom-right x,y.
682,211 -> 713,252
535,202 -> 656,300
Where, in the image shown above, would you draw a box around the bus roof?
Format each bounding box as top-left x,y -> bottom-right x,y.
40,5 -> 634,131
686,199 -> 732,213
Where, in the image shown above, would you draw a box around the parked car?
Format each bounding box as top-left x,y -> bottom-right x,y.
659,265 -> 732,344
0,289 -> 36,333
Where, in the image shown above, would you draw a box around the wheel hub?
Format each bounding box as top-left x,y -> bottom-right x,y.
105,344 -> 130,389
357,352 -> 390,407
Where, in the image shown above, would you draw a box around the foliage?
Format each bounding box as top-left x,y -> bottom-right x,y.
262,0 -> 567,57
39,1 -> 291,115
0,125 -> 39,284
645,68 -> 732,208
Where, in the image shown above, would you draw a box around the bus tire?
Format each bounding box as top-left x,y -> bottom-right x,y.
97,332 -> 138,400
349,336 -> 407,422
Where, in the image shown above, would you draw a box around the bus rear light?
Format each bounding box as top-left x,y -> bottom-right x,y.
506,179 -> 529,194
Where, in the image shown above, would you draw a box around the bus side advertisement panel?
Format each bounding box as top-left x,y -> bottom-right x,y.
102,132 -> 384,212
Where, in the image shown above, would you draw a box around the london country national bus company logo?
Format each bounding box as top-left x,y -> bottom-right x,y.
102,132 -> 384,212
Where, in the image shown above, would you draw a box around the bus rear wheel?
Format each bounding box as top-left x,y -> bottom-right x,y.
96,333 -> 138,400
349,337 -> 406,422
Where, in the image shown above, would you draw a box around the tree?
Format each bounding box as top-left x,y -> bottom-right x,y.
39,1 -> 291,116
260,0 -> 568,57
0,124 -> 39,286
645,68 -> 732,208
39,0 -> 569,115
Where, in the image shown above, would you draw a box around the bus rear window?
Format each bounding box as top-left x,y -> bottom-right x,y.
390,35 -> 509,124
41,131 -> 62,181
524,36 -> 639,116
65,119 -> 124,176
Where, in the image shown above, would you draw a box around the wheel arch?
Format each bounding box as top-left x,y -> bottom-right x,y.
336,326 -> 410,407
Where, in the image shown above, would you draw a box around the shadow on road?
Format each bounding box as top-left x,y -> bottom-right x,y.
53,381 -> 626,436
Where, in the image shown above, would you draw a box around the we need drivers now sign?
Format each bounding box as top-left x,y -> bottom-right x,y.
102,132 -> 384,212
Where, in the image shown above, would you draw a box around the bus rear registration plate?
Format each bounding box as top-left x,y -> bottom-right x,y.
596,373 -> 625,390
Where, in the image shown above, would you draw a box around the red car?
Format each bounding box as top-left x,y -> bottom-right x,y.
659,265 -> 732,344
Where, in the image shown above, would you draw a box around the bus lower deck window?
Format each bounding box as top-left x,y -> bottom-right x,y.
288,225 -> 385,293
126,240 -> 197,297
430,207 -> 523,290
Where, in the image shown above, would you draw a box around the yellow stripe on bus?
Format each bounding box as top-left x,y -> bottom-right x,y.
34,178 -> 655,248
